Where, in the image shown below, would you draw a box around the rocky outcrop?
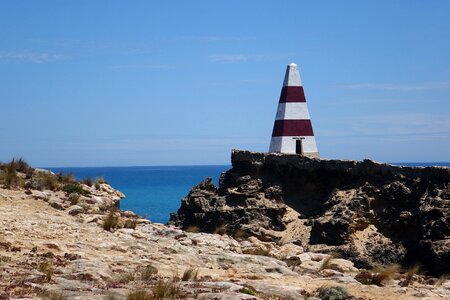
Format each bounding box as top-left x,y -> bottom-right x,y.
171,149 -> 450,275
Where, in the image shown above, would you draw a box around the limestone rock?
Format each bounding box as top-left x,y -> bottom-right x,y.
171,149 -> 450,276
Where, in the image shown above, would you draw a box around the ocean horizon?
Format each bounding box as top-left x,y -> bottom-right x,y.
49,162 -> 450,224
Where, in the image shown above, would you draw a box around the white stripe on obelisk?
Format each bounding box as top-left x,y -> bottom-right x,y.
275,102 -> 310,120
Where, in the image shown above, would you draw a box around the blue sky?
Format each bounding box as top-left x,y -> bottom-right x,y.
0,1 -> 449,166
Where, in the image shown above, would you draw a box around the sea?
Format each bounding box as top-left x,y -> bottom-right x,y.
49,162 -> 449,224
49,165 -> 230,224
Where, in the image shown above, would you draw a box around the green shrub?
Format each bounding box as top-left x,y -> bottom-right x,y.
62,183 -> 89,195
318,286 -> 349,300
240,287 -> 256,295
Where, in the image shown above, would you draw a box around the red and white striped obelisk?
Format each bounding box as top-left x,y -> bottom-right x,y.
269,63 -> 319,157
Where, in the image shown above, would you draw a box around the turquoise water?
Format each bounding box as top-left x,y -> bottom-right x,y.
49,165 -> 230,224
49,162 -> 449,224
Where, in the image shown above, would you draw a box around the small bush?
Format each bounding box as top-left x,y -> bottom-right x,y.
123,219 -> 137,229
67,193 -> 80,205
151,279 -> 180,299
140,265 -> 158,282
1,162 -> 22,188
103,211 -> 119,231
36,172 -> 59,191
181,267 -> 198,281
127,290 -> 151,300
240,286 -> 256,295
318,286 -> 349,300
62,183 -> 89,195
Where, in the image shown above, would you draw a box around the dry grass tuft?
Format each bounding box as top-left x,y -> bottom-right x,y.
436,273 -> 450,286
38,261 -> 54,282
405,263 -> 421,282
104,293 -> 119,300
102,211 -> 119,231
372,265 -> 400,286
36,172 -> 59,191
123,219 -> 137,229
57,172 -> 75,184
140,265 -> 158,282
151,279 -> 180,299
213,224 -> 228,235
185,225 -> 201,233
41,291 -> 65,300
318,255 -> 333,271
80,177 -> 93,186
127,290 -> 151,300
181,267 -> 198,281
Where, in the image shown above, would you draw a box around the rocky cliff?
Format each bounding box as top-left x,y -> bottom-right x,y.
170,150 -> 450,275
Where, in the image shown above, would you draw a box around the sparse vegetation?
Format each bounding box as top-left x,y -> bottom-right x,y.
318,286 -> 349,300
151,279 -> 180,299
102,211 -> 119,231
181,267 -> 198,281
127,290 -> 151,300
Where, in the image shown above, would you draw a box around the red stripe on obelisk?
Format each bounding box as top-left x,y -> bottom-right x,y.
279,86 -> 306,103
271,120 -> 314,137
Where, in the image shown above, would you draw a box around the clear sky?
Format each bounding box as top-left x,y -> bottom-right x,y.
1,1 -> 449,166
